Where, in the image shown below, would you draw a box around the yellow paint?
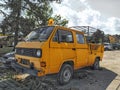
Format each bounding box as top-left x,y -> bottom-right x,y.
15,26 -> 104,76
48,19 -> 54,26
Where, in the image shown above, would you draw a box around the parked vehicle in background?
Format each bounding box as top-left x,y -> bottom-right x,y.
0,52 -> 15,67
104,43 -> 113,51
0,33 -> 24,47
112,43 -> 120,50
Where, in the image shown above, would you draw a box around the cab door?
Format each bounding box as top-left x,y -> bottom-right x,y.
75,32 -> 89,68
58,29 -> 76,61
49,28 -> 76,73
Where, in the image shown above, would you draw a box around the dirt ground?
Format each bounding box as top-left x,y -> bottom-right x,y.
0,51 -> 120,90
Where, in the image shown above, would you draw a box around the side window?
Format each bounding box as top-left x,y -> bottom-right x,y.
76,33 -> 85,44
53,29 -> 73,43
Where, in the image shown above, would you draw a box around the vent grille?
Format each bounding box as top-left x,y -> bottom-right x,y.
16,48 -> 40,58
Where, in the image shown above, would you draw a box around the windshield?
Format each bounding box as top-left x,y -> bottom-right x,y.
25,26 -> 54,41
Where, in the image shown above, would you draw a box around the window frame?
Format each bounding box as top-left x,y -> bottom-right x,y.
52,29 -> 74,43
76,32 -> 85,44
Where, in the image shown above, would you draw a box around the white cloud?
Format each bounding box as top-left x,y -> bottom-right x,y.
0,0 -> 119,35
103,17 -> 120,34
51,0 -> 120,35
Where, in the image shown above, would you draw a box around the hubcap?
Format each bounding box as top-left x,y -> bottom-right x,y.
63,68 -> 71,82
95,60 -> 99,69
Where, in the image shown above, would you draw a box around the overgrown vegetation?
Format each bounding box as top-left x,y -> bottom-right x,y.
0,47 -> 13,56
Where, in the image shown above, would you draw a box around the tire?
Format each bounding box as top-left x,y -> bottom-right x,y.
92,58 -> 100,70
115,47 -> 118,50
58,64 -> 73,85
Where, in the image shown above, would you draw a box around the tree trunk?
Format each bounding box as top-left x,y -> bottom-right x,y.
2,28 -> 5,35
14,0 -> 21,50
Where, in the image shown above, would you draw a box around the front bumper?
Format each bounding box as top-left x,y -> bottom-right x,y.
11,62 -> 41,76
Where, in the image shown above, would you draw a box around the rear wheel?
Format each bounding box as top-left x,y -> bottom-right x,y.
58,64 -> 73,85
92,58 -> 100,70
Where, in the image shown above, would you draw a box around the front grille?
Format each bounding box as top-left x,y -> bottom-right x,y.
16,48 -> 41,58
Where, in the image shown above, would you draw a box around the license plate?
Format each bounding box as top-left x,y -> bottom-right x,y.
20,59 -> 30,65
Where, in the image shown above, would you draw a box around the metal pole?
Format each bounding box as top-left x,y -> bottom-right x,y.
88,26 -> 89,36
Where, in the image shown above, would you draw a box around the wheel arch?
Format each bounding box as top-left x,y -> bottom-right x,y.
96,56 -> 101,61
57,60 -> 74,85
59,60 -> 74,72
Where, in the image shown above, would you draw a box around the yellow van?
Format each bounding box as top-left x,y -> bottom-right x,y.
13,26 -> 104,85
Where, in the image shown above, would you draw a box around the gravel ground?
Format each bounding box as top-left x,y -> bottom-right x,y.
0,51 -> 120,90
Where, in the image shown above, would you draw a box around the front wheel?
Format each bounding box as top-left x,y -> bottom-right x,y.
92,58 -> 100,70
58,64 -> 73,85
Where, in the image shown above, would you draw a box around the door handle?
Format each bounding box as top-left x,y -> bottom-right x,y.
72,48 -> 76,50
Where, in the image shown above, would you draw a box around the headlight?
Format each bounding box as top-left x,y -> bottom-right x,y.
36,50 -> 41,57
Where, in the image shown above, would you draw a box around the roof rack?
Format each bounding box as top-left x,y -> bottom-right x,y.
69,26 -> 97,36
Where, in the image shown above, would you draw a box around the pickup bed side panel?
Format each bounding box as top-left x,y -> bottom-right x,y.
88,44 -> 104,66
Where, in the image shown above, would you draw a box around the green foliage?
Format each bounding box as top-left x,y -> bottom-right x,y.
92,29 -> 104,43
26,1 -> 53,27
0,0 -> 68,41
50,15 -> 68,26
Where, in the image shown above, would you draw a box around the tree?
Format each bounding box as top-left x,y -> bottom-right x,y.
92,29 -> 104,43
0,0 -> 68,47
51,15 -> 68,26
0,0 -> 22,47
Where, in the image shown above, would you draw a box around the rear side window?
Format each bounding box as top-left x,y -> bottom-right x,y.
53,29 -> 73,43
76,33 -> 85,44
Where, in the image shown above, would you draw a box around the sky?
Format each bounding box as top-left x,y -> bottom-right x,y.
51,0 -> 120,35
0,0 -> 120,35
